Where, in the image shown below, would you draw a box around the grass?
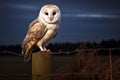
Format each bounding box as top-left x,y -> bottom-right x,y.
53,50 -> 120,80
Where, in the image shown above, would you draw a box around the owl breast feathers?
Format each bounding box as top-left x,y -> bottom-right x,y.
21,4 -> 61,62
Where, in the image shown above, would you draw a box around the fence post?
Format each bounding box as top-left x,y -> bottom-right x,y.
109,49 -> 113,80
32,51 -> 52,80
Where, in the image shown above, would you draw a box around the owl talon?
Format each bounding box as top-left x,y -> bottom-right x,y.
46,49 -> 51,52
41,49 -> 50,52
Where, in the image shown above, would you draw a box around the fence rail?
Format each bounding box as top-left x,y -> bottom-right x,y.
0,47 -> 120,56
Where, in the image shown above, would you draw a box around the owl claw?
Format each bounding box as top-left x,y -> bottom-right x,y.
41,49 -> 50,52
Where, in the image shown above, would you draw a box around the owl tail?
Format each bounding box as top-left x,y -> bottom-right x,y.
22,50 -> 32,63
22,47 -> 32,63
22,42 -> 34,63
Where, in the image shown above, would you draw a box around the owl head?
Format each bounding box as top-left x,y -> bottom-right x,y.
38,4 -> 61,24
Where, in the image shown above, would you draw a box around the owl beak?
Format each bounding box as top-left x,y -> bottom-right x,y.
49,17 -> 53,21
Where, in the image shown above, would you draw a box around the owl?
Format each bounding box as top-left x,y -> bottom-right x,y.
21,4 -> 61,62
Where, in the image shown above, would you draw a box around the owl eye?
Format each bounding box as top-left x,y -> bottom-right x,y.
53,12 -> 56,15
45,12 -> 48,15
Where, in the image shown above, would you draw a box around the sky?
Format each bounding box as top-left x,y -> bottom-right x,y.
0,0 -> 120,45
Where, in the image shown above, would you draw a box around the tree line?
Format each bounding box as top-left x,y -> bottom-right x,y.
0,39 -> 120,54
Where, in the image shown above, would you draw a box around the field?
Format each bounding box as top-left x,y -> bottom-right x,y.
0,49 -> 120,80
0,54 -> 75,80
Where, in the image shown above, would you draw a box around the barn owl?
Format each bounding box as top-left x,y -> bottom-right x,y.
21,4 -> 61,62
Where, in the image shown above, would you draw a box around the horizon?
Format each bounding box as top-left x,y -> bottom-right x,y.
0,38 -> 119,46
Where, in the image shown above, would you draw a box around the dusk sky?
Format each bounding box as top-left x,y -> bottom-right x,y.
0,0 -> 120,45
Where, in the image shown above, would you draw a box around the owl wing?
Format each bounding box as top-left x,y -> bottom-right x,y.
22,19 -> 47,62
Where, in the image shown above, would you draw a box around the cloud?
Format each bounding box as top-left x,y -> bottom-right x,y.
4,2 -> 39,10
16,4 -> 38,10
63,13 -> 120,18
1,2 -> 39,19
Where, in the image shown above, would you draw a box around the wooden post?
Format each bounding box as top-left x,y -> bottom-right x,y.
32,51 -> 52,80
109,49 -> 113,80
